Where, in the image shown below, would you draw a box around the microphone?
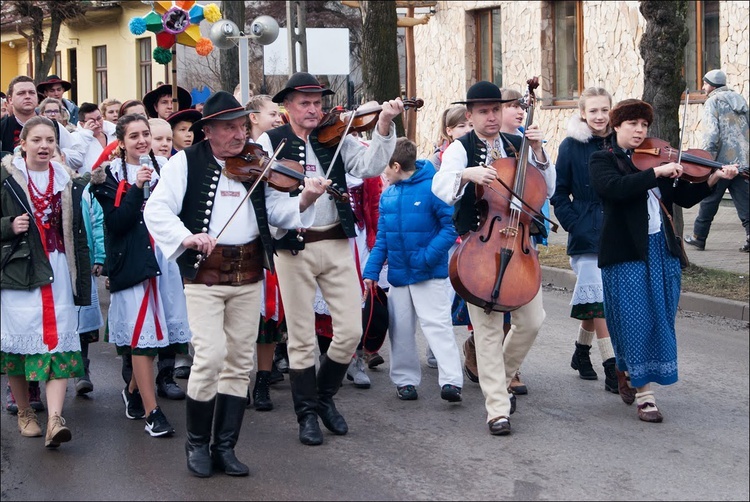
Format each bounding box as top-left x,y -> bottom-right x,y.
139,154 -> 151,200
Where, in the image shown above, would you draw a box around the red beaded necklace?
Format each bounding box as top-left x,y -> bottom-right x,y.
27,163 -> 55,228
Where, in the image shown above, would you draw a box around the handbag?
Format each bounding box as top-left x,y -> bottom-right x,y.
655,195 -> 689,269
362,283 -> 389,353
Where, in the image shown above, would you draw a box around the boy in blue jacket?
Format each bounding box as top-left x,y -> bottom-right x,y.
363,138 -> 463,402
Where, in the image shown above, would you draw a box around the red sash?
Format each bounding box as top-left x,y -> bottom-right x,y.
33,218 -> 58,351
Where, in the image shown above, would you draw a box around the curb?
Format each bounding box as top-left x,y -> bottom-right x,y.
541,266 -> 749,323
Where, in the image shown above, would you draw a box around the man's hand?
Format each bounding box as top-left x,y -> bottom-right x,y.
298,176 -> 332,212
462,165 -> 497,187
377,98 -> 405,136
182,232 -> 217,256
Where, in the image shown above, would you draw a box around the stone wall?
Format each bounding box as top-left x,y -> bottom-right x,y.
413,0 -> 749,160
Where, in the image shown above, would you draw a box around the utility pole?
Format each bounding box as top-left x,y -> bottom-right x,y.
286,1 -> 308,75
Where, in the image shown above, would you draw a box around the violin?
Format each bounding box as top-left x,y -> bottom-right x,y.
631,137 -> 748,182
449,77 -> 547,314
316,98 -> 425,147
224,141 -> 348,202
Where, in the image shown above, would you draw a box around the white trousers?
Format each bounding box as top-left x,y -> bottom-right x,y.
388,278 -> 463,388
468,286 -> 545,421
184,283 -> 261,401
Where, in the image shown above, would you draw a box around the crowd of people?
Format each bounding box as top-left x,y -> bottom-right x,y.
0,68 -> 746,476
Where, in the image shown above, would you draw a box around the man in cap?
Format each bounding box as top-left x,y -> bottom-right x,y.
143,91 -> 329,477
254,71 -> 404,446
143,83 -> 193,121
37,74 -> 79,126
431,81 -> 555,436
684,69 -> 749,253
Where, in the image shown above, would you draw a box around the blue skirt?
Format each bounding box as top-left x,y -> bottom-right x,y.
601,231 -> 681,388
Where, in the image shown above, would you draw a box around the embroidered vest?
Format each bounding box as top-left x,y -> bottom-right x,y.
453,132 -> 522,235
265,124 -> 356,250
177,140 -> 275,278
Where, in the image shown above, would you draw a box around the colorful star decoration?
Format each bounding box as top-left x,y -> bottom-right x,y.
128,1 -> 221,64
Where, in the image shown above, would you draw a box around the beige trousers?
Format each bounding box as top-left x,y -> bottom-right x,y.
184,283 -> 261,401
468,286 -> 545,421
274,239 -> 361,369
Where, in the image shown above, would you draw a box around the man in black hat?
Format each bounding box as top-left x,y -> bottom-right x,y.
144,90 -> 330,477
37,74 -> 79,126
143,83 -> 193,121
254,71 -> 404,446
432,81 -> 555,437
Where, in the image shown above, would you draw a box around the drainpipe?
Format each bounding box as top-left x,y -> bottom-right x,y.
16,25 -> 33,78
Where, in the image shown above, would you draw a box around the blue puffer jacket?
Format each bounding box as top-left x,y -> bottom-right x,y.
363,160 -> 457,287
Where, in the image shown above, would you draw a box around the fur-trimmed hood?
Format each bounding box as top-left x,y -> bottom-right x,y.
90,161 -> 109,185
565,114 -> 595,143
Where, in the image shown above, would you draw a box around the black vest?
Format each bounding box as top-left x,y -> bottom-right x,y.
453,132 -> 522,235
265,124 -> 356,251
176,140 -> 275,278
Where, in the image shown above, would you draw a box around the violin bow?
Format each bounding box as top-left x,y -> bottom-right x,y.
674,87 -> 689,187
212,138 -> 287,242
324,108 -> 359,180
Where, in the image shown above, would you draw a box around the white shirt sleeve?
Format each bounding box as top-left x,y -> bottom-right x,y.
58,125 -> 86,171
143,150 -> 194,261
431,140 -> 469,206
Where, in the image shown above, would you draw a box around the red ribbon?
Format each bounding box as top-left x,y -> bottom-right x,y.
33,218 -> 58,351
131,236 -> 163,348
263,270 -> 284,323
114,179 -> 130,208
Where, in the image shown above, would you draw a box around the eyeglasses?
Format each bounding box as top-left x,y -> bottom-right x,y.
43,109 -> 61,116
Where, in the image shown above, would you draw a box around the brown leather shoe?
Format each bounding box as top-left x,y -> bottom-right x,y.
509,371 -> 528,395
488,416 -> 511,436
637,402 -> 664,423
616,369 -> 636,405
463,333 -> 479,383
45,414 -> 72,448
17,407 -> 42,437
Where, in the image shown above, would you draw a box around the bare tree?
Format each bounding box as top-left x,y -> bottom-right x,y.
220,0 -> 245,93
6,0 -> 87,83
639,0 -> 690,234
359,0 -> 403,135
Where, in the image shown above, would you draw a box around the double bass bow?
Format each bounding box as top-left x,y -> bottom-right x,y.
449,77 -> 552,314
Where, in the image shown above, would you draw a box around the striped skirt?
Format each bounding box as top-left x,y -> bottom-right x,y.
601,231 -> 681,388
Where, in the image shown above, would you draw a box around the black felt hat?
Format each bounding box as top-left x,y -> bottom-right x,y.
272,72 -> 334,104
452,81 -> 515,105
190,91 -> 251,133
167,108 -> 204,143
142,83 -> 192,118
37,75 -> 72,94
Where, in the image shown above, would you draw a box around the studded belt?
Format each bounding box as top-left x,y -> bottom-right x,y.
184,240 -> 263,286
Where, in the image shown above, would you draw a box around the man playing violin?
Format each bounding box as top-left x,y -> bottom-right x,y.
431,81 -> 555,436
254,72 -> 404,446
143,91 -> 330,477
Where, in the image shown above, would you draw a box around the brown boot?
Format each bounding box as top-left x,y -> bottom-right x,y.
616,369 -> 636,405
45,414 -> 72,448
18,407 -> 42,437
463,333 -> 479,383
509,371 -> 528,395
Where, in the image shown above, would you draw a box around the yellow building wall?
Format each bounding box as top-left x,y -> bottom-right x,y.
0,3 -> 169,105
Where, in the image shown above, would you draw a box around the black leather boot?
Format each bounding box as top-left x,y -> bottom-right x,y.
316,355 -> 349,436
185,396 -> 215,478
252,371 -> 273,411
602,358 -> 619,394
211,393 -> 250,476
289,366 -> 323,446
571,342 -> 598,380
156,358 -> 186,400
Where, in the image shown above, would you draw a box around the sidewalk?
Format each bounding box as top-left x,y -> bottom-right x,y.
544,197 -> 749,322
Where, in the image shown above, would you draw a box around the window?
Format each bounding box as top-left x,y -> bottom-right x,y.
138,38 -> 153,98
53,51 -> 61,76
541,1 -> 583,105
94,45 -> 107,102
475,8 -> 502,86
684,0 -> 720,94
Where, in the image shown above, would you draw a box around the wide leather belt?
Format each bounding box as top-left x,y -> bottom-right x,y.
184,240 -> 263,286
302,224 -> 347,244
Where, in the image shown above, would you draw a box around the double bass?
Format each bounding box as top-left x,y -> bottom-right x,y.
449,77 -> 550,314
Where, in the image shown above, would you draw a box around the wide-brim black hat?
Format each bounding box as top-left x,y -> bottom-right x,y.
272,72 -> 334,104
452,81 -> 515,105
168,109 -> 204,143
0,91 -> 5,99
37,75 -> 72,94
142,84 -> 192,118
190,91 -> 251,132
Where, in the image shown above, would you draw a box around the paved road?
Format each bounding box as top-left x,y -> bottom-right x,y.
2,285 -> 748,501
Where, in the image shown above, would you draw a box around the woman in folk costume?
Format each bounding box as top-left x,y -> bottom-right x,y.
90,113 -> 191,437
1,116 -> 91,448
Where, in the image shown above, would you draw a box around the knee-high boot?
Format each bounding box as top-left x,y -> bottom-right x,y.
316,355 -> 349,435
211,393 -> 250,476
185,396 -> 215,478
289,366 -> 323,446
